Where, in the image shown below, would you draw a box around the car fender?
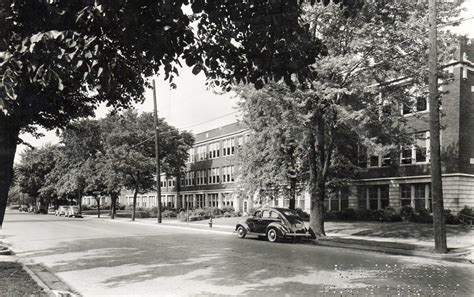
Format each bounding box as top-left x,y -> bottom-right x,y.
266,222 -> 288,236
235,222 -> 251,233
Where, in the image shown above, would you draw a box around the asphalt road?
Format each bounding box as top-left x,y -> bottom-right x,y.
1,211 -> 473,296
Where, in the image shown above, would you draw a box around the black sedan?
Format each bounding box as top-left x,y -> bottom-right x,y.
235,207 -> 315,242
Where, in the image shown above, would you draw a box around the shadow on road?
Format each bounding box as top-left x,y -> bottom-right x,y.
20,232 -> 472,296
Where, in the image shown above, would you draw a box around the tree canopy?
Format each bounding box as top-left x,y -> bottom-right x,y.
237,0 -> 461,236
0,0 -> 361,226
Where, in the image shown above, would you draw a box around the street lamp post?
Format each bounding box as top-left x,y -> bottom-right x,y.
152,79 -> 162,224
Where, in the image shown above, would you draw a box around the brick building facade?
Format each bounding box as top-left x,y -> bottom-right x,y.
114,40 -> 473,214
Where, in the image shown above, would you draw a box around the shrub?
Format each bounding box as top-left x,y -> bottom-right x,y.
383,207 -> 402,222
370,209 -> 386,221
81,205 -> 91,211
459,206 -> 472,217
324,211 -> 340,221
340,208 -> 356,220
400,205 -> 415,221
413,208 -> 433,224
457,206 -> 473,225
162,209 -> 177,218
355,209 -> 372,221
444,209 -> 459,225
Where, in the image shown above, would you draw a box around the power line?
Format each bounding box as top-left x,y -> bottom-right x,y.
178,111 -> 240,130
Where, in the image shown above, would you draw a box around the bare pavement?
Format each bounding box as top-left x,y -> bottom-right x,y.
1,211 -> 473,296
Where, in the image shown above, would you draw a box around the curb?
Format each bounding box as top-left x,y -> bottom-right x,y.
20,262 -> 81,297
313,238 -> 472,263
0,245 -> 13,255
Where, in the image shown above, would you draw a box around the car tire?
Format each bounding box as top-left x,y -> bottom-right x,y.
236,226 -> 247,238
267,228 -> 278,243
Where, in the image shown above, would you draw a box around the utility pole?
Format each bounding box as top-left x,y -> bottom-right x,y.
429,0 -> 447,253
153,79 -> 162,224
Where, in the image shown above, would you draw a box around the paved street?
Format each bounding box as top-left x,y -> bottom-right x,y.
1,211 -> 473,296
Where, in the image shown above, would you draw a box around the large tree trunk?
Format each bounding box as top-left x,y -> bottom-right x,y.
289,178 -> 296,210
0,125 -> 20,227
110,192 -> 118,220
95,196 -> 101,218
132,181 -> 139,221
77,191 -> 82,215
307,128 -> 325,237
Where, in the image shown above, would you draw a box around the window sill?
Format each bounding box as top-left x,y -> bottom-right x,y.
402,110 -> 429,117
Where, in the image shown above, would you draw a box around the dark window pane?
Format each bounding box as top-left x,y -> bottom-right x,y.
401,148 -> 412,164
416,97 -> 427,112
369,199 -> 378,210
414,199 -> 425,211
416,147 -> 427,162
370,156 -> 379,167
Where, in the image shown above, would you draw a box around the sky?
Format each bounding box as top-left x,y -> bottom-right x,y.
14,1 -> 474,162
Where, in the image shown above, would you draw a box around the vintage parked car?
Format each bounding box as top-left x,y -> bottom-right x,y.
55,205 -> 69,216
65,206 -> 82,218
235,207 -> 315,242
19,204 -> 29,212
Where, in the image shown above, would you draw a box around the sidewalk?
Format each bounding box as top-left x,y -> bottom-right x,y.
93,215 -> 473,263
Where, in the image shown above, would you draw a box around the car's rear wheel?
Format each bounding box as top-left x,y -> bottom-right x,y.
237,226 -> 247,238
267,228 -> 278,243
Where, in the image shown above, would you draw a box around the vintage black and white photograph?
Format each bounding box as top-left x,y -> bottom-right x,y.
0,0 -> 473,296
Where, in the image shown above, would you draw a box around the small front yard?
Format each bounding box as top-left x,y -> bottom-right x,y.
0,262 -> 46,296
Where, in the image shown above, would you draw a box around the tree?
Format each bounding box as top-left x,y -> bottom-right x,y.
16,145 -> 58,211
0,0 -> 361,226
103,110 -> 193,221
237,86 -> 307,209
238,0 -> 461,236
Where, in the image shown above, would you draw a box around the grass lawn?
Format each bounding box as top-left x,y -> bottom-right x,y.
0,262 -> 46,296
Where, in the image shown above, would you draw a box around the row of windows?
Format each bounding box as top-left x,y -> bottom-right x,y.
187,135 -> 248,163
163,166 -> 236,188
357,183 -> 431,212
362,131 -> 430,168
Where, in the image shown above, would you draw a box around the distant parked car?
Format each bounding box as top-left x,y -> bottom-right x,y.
28,205 -> 38,213
235,207 -> 315,242
55,205 -> 69,216
19,204 -> 29,212
65,206 -> 82,218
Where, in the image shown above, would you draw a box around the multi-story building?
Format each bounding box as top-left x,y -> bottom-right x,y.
119,122 -> 254,213
116,39 -> 473,215
329,39 -> 474,214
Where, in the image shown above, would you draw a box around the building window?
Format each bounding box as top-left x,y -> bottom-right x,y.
369,155 -> 379,167
399,183 -> 431,212
237,136 -> 244,149
402,86 -> 428,115
368,154 -> 391,168
187,148 -> 194,163
208,168 -> 220,184
400,131 -> 430,165
196,171 -> 201,185
358,185 -> 389,210
222,138 -> 235,156
400,184 -> 411,207
222,166 -> 235,183
209,142 -> 220,159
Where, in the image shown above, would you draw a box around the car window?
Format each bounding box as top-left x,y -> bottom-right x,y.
254,210 -> 262,218
270,211 -> 280,219
262,210 -> 271,218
